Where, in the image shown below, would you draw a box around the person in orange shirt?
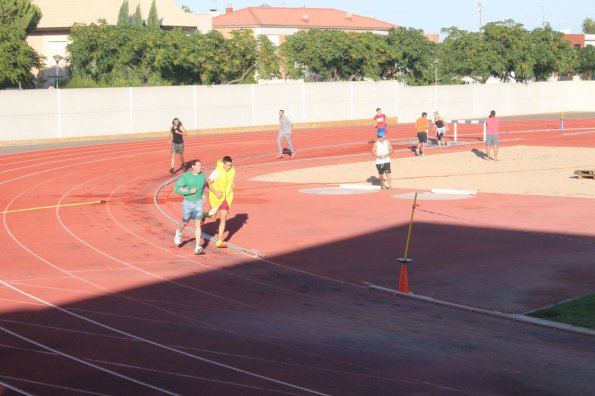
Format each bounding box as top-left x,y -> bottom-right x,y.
415,112 -> 429,156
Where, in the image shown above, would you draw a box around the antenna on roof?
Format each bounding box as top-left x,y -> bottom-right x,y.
476,0 -> 485,31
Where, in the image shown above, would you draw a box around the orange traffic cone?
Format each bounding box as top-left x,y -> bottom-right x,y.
397,258 -> 412,293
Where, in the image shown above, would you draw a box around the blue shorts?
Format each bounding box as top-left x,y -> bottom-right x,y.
376,127 -> 386,135
486,135 -> 499,145
182,199 -> 204,222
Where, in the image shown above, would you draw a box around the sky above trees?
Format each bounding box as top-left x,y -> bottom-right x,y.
177,0 -> 595,35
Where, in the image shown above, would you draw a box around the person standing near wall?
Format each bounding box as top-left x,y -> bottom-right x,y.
433,111 -> 448,146
372,130 -> 393,191
415,112 -> 429,156
373,108 -> 388,137
485,110 -> 500,161
169,118 -> 186,174
277,110 -> 296,159
173,159 -> 207,255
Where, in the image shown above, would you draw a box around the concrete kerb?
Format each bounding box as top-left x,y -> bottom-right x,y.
365,283 -> 595,338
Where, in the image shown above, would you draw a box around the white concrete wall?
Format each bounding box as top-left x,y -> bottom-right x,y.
0,80 -> 593,143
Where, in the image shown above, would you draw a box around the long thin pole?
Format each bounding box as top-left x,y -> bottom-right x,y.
402,193 -> 418,259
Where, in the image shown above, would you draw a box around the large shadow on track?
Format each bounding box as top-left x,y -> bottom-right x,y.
1,221 -> 595,395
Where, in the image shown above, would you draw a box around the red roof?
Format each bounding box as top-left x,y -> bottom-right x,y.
213,7 -> 397,30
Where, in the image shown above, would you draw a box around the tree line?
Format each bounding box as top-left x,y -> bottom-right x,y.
65,21 -> 595,87
1,0 -> 594,89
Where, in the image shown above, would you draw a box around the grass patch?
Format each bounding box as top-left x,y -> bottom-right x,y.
528,294 -> 595,329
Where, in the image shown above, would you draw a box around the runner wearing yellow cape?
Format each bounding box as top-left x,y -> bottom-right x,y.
205,156 -> 235,248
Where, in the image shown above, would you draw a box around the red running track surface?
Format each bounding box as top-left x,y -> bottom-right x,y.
1,119 -> 595,395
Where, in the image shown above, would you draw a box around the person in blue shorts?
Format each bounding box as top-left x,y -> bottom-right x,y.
173,159 -> 207,255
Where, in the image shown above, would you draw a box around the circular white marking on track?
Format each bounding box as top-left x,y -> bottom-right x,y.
299,187 -> 379,195
392,192 -> 475,200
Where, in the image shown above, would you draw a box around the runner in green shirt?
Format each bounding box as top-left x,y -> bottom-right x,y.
173,159 -> 207,255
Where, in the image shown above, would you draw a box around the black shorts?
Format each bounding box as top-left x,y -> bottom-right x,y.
417,132 -> 428,143
376,163 -> 391,174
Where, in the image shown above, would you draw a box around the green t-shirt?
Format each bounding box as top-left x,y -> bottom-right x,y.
174,171 -> 206,201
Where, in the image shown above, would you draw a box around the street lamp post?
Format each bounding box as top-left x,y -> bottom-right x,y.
434,58 -> 438,110
53,55 -> 64,89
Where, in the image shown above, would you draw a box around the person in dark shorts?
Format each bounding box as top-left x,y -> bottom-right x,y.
433,111 -> 448,146
372,131 -> 393,191
169,118 -> 186,174
415,112 -> 429,156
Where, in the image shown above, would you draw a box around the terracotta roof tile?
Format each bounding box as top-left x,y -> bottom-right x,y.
213,7 -> 397,30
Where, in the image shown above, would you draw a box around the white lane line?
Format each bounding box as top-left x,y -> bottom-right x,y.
86,359 -> 302,396
0,319 -> 132,342
0,281 -> 329,396
563,130 -> 595,136
0,375 -> 106,396
0,379 -> 33,396
0,323 -> 178,395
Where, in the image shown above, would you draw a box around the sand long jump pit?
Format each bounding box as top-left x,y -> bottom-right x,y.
251,146 -> 595,198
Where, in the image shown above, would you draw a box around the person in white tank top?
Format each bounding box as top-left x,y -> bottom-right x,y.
372,132 -> 393,191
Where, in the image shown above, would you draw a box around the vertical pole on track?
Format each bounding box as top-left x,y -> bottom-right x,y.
453,122 -> 458,142
398,193 -> 418,293
483,121 -> 487,142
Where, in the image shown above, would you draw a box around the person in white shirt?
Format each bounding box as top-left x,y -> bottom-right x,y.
277,110 -> 296,159
372,131 -> 393,191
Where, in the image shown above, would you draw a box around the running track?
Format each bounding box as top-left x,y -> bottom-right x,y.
1,119 -> 595,395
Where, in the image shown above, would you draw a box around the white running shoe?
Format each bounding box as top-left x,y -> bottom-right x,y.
194,246 -> 205,255
174,230 -> 182,245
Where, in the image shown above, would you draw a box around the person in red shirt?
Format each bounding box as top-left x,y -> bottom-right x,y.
373,108 -> 388,136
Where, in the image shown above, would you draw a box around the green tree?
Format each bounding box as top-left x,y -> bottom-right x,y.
131,4 -> 143,26
281,29 -> 387,82
582,17 -> 595,34
256,35 -> 281,80
383,27 -> 437,85
0,26 -> 44,88
0,0 -> 42,34
117,0 -> 129,26
530,25 -> 576,81
147,0 -> 159,29
482,20 -> 534,82
439,27 -> 496,84
577,45 -> 595,80
181,5 -> 191,13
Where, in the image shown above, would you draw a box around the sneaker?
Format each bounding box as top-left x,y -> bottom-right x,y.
387,187 -> 393,192
291,151 -> 296,159
277,154 -> 283,159
169,168 -> 175,174
194,246 -> 205,255
216,240 -> 227,248
174,230 -> 182,245
415,149 -> 420,156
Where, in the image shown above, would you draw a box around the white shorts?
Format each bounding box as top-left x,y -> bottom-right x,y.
436,127 -> 447,136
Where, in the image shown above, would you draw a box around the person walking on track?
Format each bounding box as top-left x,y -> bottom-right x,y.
277,110 -> 296,159
372,130 -> 394,191
415,112 -> 429,156
169,118 -> 187,174
373,108 -> 388,136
